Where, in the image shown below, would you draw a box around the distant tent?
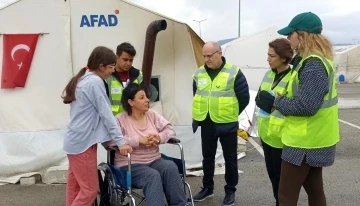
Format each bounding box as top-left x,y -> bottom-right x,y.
334,44 -> 360,83
221,27 -> 283,90
222,27 -> 283,69
218,37 -> 237,46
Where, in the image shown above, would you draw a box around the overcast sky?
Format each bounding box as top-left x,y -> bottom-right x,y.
1,0 -> 359,44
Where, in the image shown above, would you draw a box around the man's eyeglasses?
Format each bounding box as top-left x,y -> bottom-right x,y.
203,50 -> 219,59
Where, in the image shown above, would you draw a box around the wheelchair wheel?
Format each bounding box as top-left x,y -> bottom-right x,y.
95,163 -> 122,206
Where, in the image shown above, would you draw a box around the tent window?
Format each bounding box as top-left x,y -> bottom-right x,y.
149,76 -> 160,102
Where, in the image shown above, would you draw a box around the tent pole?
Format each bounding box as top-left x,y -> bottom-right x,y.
238,0 -> 241,37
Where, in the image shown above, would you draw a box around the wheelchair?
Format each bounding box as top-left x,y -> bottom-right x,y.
93,138 -> 194,206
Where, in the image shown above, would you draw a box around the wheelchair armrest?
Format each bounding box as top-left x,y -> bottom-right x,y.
167,138 -> 181,144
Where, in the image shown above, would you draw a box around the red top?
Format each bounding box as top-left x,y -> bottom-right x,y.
117,71 -> 129,83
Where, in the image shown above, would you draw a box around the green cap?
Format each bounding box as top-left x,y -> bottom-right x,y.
278,12 -> 322,35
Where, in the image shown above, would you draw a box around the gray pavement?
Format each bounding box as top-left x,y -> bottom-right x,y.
337,83 -> 360,99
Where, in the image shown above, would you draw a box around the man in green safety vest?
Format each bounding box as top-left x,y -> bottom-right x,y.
104,42 -> 143,116
192,41 -> 250,206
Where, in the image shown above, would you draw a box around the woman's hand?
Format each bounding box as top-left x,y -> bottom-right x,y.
118,144 -> 133,156
256,90 -> 275,113
148,134 -> 161,146
139,134 -> 160,146
139,136 -> 151,146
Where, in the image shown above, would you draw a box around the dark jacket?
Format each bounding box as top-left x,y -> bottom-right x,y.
192,57 -> 250,136
103,67 -> 142,98
255,67 -> 292,113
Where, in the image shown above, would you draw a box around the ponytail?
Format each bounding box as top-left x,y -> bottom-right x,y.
61,67 -> 87,104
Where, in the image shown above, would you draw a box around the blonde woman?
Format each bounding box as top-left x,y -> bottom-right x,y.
274,12 -> 339,206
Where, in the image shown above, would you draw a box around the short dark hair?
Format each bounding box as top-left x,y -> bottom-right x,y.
121,83 -> 146,115
116,42 -> 136,57
269,38 -> 294,64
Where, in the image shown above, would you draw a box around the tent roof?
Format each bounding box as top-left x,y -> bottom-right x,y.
1,0 -> 185,26
0,0 -> 19,10
121,0 -> 185,24
221,26 -> 279,49
218,38 -> 237,46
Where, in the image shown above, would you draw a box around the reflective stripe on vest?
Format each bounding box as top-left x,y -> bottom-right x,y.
107,71 -> 143,116
192,63 -> 240,123
282,55 -> 340,149
135,71 -> 143,84
290,57 -> 338,108
257,69 -> 291,148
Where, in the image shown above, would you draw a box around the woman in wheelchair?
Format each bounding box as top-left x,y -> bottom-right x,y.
106,82 -> 190,206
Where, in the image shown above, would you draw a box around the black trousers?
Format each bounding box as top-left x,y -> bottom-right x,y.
200,120 -> 238,194
262,140 -> 283,206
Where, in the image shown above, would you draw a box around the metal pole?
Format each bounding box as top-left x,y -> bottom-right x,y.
199,22 -> 202,37
238,0 -> 241,37
193,19 -> 207,38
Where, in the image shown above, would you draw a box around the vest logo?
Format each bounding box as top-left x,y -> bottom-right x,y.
198,79 -> 207,86
80,14 -> 118,27
111,87 -> 122,94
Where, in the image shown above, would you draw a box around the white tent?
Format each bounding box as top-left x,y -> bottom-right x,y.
221,27 -> 283,90
334,44 -> 360,83
0,0 -> 256,184
222,26 -> 283,68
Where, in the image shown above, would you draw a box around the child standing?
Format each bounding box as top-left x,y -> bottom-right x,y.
62,46 -> 133,206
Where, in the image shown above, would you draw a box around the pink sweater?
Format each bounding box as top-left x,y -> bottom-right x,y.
113,109 -> 175,167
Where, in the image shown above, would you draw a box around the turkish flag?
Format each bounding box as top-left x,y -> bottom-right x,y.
1,34 -> 40,89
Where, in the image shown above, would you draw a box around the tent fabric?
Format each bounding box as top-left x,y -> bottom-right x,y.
222,27 -> 283,69
333,44 -> 360,83
188,26 -> 205,68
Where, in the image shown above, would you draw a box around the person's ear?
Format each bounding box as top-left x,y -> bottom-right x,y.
128,99 -> 134,107
98,64 -> 105,71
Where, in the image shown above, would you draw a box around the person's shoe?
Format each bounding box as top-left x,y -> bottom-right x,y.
223,192 -> 235,206
185,201 -> 193,206
184,198 -> 193,206
193,187 -> 214,202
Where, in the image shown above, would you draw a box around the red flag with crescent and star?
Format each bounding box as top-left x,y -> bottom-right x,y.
1,34 -> 40,89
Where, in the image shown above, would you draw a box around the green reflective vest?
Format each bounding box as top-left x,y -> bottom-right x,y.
282,55 -> 340,148
192,63 -> 240,123
257,68 -> 292,148
106,71 -> 143,116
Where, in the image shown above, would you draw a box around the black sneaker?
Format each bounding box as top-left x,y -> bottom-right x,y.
193,187 -> 214,202
185,202 -> 193,206
223,192 -> 235,206
185,198 -> 193,206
